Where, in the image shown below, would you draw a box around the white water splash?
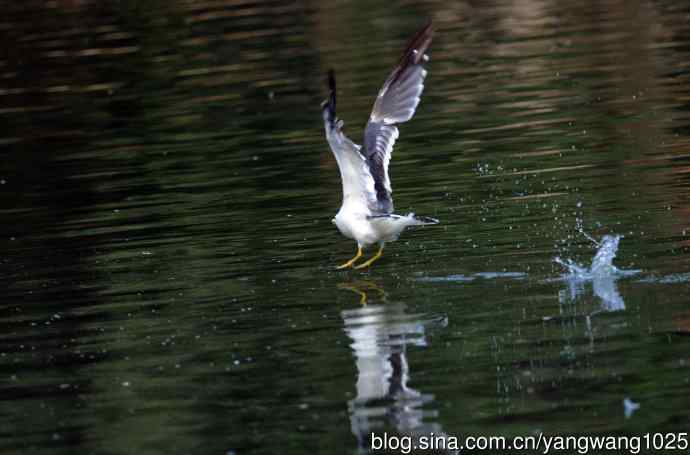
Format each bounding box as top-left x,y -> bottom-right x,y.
554,234 -> 640,311
554,235 -> 638,280
591,235 -> 622,275
623,397 -> 640,419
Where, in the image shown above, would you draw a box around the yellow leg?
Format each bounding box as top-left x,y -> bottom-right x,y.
354,244 -> 384,269
338,281 -> 386,306
337,283 -> 368,305
336,245 -> 363,269
359,280 -> 385,298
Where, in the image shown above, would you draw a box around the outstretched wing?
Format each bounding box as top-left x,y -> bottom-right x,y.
322,70 -> 378,212
363,22 -> 433,214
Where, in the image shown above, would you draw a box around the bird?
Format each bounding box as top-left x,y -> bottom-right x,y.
322,22 -> 439,270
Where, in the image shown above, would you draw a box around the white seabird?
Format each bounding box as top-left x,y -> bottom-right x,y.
322,22 -> 439,270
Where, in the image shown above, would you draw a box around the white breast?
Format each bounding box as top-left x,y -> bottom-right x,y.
334,205 -> 378,246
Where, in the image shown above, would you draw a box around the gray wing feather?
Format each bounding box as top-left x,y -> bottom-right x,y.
363,22 -> 433,214
371,65 -> 428,124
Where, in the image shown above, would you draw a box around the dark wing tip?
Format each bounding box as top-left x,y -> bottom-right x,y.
328,69 -> 336,114
410,21 -> 434,63
328,69 -> 336,91
390,21 -> 434,85
323,69 -> 336,123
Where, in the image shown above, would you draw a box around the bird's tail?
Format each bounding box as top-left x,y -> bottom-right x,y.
406,212 -> 439,225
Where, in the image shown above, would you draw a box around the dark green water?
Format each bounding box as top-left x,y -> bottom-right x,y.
2,1 -> 690,454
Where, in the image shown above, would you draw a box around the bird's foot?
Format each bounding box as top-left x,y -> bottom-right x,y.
336,246 -> 363,269
354,245 -> 384,269
336,259 -> 357,270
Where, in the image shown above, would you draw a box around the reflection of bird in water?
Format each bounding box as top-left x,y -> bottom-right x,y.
322,22 -> 439,270
338,280 -> 386,305
341,294 -> 455,454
